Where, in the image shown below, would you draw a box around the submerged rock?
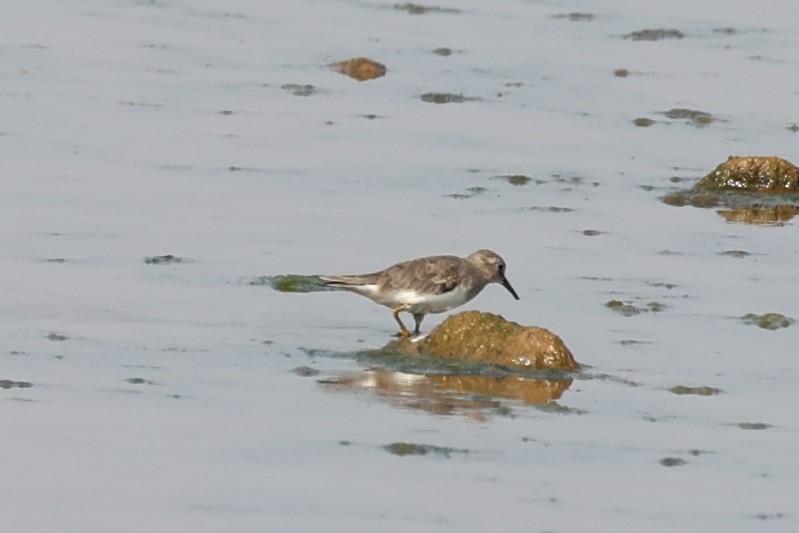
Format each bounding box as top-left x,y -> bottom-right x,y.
421,311 -> 578,370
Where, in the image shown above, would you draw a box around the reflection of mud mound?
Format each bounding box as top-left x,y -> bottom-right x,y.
661,156 -> 799,225
427,374 -> 572,404
320,367 -> 573,416
717,205 -> 798,224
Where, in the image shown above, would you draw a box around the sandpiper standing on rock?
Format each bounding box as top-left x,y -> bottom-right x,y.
319,249 -> 519,337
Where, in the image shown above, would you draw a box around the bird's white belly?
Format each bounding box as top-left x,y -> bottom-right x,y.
367,283 -> 473,314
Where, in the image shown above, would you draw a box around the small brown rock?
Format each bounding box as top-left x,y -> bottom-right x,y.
329,57 -> 387,81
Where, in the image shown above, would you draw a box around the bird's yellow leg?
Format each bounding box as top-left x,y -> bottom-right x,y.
392,307 -> 411,338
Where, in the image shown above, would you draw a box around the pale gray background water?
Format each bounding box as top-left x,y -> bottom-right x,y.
2,1 -> 797,531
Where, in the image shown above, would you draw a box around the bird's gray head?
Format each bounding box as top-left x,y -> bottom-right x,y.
467,250 -> 520,300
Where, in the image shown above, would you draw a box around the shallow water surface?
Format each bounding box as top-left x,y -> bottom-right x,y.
2,1 -> 797,531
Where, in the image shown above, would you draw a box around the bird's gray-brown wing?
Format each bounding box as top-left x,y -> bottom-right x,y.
318,272 -> 382,288
380,255 -> 462,295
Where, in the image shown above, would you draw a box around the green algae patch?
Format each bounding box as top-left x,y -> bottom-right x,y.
669,385 -> 723,396
447,186 -> 489,199
393,3 -> 460,15
624,28 -> 684,41
659,457 -> 688,467
0,379 -> 33,390
291,366 -> 320,377
255,274 -> 326,293
125,377 -> 157,386
719,250 -> 750,258
383,442 -> 468,458
420,92 -> 480,104
552,12 -> 596,22
281,84 -> 317,97
737,422 -> 771,430
605,300 -> 666,317
741,312 -> 794,330
495,174 -> 533,186
422,311 -> 578,370
660,108 -> 715,126
145,254 -> 189,265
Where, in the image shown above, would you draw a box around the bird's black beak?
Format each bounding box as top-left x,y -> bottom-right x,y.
501,277 -> 520,300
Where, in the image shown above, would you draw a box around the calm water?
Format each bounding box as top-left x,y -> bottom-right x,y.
2,1 -> 797,531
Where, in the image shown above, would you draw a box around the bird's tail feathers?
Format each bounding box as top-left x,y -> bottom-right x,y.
318,274 -> 371,287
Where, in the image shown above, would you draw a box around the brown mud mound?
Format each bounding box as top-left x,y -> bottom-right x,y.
421,310 -> 578,370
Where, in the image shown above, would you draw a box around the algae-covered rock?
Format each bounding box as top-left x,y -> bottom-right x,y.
661,156 -> 799,224
421,310 -> 578,370
694,156 -> 798,193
